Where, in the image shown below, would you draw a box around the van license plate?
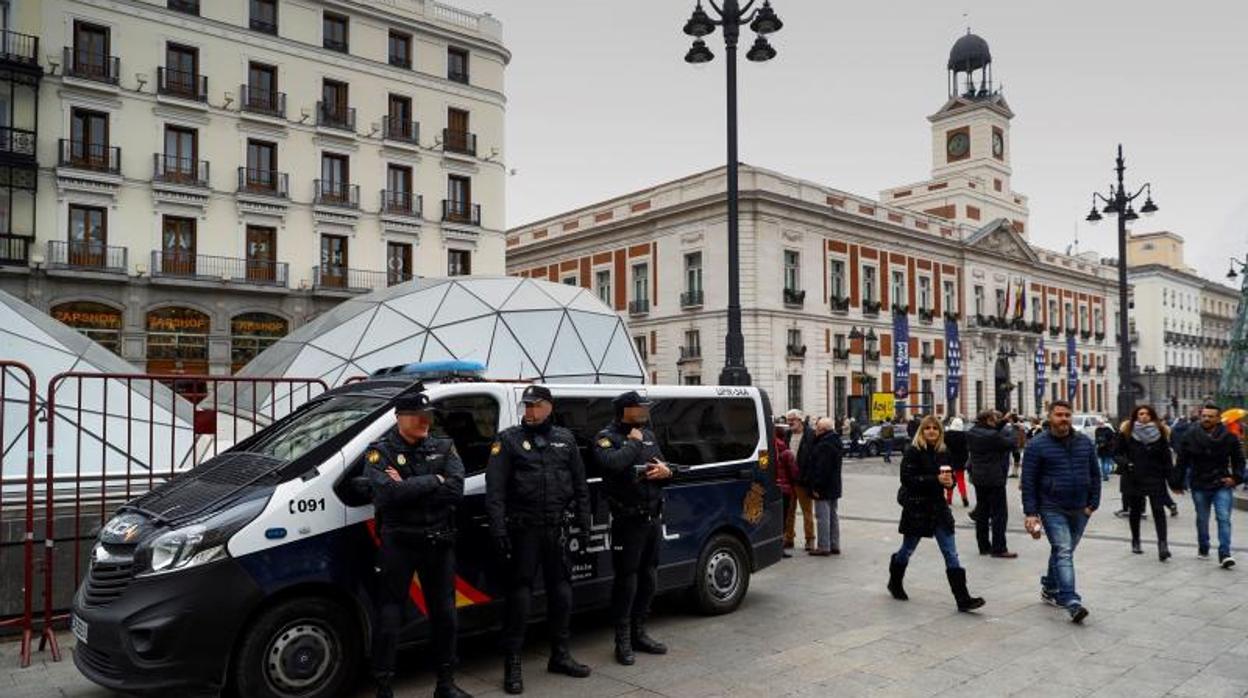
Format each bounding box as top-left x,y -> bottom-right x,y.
71,614 -> 88,645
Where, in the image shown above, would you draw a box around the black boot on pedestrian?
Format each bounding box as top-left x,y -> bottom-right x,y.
503,654 -> 523,695
887,553 -> 909,601
632,620 -> 668,655
946,567 -> 985,612
435,664 -> 473,698
1158,540 -> 1171,562
547,648 -> 591,678
1131,539 -> 1143,554
613,624 -> 635,666
375,674 -> 395,698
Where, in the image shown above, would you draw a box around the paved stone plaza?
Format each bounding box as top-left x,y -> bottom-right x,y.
7,462 -> 1248,697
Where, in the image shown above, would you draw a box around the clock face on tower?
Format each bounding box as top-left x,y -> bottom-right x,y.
992,131 -> 1004,157
947,131 -> 970,160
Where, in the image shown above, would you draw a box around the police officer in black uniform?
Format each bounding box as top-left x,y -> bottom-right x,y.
594,390 -> 680,665
364,388 -> 471,698
485,385 -> 592,695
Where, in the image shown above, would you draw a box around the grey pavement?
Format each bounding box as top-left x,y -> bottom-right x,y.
7,461 -> 1248,697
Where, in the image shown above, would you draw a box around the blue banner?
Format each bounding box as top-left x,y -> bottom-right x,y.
1066,333 -> 1079,402
894,311 -> 910,402
1034,339 -> 1046,408
945,318 -> 961,404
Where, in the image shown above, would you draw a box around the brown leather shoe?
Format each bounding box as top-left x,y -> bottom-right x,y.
809,549 -> 832,557
990,551 -> 1019,559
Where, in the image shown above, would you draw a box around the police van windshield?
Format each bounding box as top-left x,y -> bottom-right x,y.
240,395 -> 389,463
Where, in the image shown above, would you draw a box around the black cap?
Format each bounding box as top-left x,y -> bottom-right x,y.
394,390 -> 433,414
612,390 -> 651,410
521,385 -> 553,405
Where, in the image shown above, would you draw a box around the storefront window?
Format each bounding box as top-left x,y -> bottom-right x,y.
231,312 -> 287,373
51,301 -> 123,355
146,307 -> 209,370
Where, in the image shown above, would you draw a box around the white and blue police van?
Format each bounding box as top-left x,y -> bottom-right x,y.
71,362 -> 783,697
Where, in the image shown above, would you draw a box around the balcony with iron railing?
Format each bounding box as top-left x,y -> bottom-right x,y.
237,167 -> 289,198
383,116 -> 420,144
680,289 -> 704,308
153,154 -> 209,188
862,299 -> 882,317
317,102 -> 356,132
865,349 -> 881,362
0,126 -> 37,160
783,288 -> 806,307
250,14 -> 278,35
832,347 -> 851,361
47,240 -> 127,274
0,30 -> 40,68
678,345 -> 702,362
786,344 -> 807,359
0,234 -> 33,266
443,129 -> 477,156
381,190 -> 422,218
157,67 -> 207,102
240,86 -> 285,118
387,270 -> 415,287
442,200 -> 481,225
921,353 -> 936,366
830,295 -> 850,312
628,299 -> 650,316
315,180 -> 360,209
63,47 -> 119,84
448,68 -> 470,84
150,251 -> 288,287
58,139 -> 120,174
313,266 -> 386,293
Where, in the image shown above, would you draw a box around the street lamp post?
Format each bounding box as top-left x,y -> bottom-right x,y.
997,345 -> 1018,413
849,325 -> 878,406
1143,365 -> 1157,406
1085,144 -> 1159,420
683,0 -> 782,386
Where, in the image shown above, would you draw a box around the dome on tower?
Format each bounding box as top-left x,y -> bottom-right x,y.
947,32 -> 991,73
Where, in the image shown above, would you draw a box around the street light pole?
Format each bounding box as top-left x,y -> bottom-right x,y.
1085,144 -> 1158,420
683,1 -> 782,386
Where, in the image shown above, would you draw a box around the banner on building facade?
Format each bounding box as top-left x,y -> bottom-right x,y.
871,392 -> 894,423
1035,339 -> 1047,409
894,311 -> 910,403
945,317 -> 962,404
1066,333 -> 1079,402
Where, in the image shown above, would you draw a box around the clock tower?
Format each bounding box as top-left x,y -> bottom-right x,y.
882,31 -> 1030,236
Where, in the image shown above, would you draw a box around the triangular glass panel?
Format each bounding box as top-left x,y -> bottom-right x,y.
386,283 -> 451,329
430,316 -> 497,363
419,334 -> 456,363
537,280 -> 585,308
500,310 -> 563,371
597,324 -> 646,379
545,313 -> 597,377
459,277 -> 523,310
567,288 -> 615,313
353,304 -> 427,358
500,280 -> 562,312
354,334 -> 427,374
309,307 -> 376,357
428,282 -> 496,327
567,311 -> 623,369
484,322 -> 541,380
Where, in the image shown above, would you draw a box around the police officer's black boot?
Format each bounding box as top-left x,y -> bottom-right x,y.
631,619 -> 667,655
946,567 -> 985,612
613,624 -> 635,665
547,645 -> 592,678
435,664 -> 473,698
503,653 -> 523,695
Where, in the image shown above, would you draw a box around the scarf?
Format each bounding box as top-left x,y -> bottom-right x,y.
1132,422 -> 1161,445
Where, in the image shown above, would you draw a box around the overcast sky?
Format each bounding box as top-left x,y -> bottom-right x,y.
456,0 -> 1248,284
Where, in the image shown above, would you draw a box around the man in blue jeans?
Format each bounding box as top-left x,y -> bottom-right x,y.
1022,400 -> 1100,623
1174,403 -> 1246,568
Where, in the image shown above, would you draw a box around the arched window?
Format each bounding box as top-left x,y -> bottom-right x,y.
51,301 -> 123,354
231,312 -> 288,372
146,307 -> 210,374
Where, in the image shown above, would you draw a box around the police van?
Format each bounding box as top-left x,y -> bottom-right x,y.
71,364 -> 782,697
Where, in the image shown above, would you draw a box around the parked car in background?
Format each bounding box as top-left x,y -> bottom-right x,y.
1071,413 -> 1106,438
858,425 -> 910,457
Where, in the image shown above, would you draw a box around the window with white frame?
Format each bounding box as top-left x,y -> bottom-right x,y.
891,270 -> 906,308
918,276 -> 931,311
684,252 -> 702,295
632,263 -> 649,303
862,265 -> 877,303
595,269 -> 611,304
783,250 -> 800,292
830,259 -> 846,300
973,285 -> 985,315
942,279 -> 956,314
633,335 -> 648,360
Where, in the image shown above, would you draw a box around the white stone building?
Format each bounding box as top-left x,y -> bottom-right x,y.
506,34 -> 1122,421
0,0 -> 508,376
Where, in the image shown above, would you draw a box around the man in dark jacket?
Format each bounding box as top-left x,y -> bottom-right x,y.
364,388 -> 471,698
594,391 -> 680,665
906,415 -> 921,439
1174,403 -> 1247,568
807,417 -> 843,556
784,410 -> 816,550
1021,400 -> 1100,623
486,385 -> 592,694
967,410 -> 1018,558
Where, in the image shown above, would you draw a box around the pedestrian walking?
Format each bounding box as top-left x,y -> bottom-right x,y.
594,391 -> 680,666
944,416 -> 970,508
1114,405 -> 1174,561
486,385 -> 593,694
1094,419 -> 1117,482
850,418 -> 864,459
966,410 -> 1018,558
807,417 -> 843,556
1007,413 -> 1024,479
364,387 -> 472,698
906,414 -> 921,440
1021,400 -> 1099,623
774,428 -> 799,558
881,420 -> 896,463
784,410 -> 817,552
1173,402 -> 1247,568
887,416 -> 986,611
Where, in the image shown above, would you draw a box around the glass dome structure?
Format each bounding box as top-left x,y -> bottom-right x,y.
234,276 -> 645,415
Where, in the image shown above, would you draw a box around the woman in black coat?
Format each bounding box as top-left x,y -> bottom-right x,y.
887,416 -> 985,611
1115,404 -> 1175,561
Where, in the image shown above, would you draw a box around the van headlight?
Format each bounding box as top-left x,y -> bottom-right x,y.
136,495 -> 268,577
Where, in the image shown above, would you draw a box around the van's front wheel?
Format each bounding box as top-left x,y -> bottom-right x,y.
233,597 -> 361,698
692,533 -> 750,615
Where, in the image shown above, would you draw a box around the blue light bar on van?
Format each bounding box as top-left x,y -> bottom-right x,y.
371,360 -> 487,382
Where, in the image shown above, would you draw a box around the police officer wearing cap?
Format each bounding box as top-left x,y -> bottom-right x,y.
485,384 -> 592,695
594,390 -> 680,666
363,388 -> 471,698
